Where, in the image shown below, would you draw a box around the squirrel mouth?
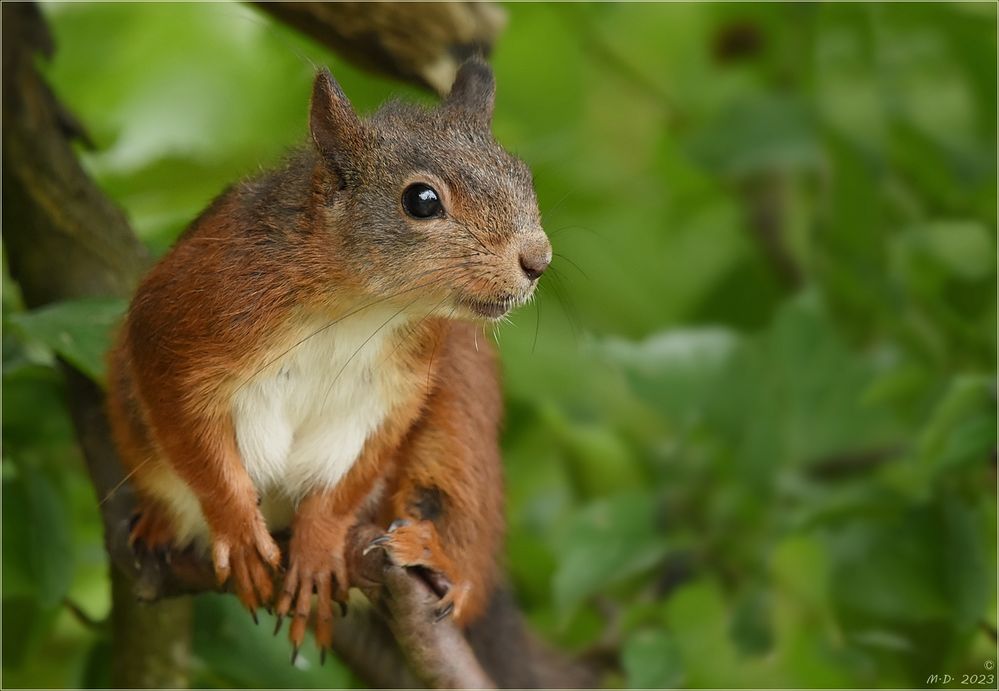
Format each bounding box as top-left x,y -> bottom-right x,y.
459,296 -> 514,319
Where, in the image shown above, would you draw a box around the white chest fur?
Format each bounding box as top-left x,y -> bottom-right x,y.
231,306 -> 413,527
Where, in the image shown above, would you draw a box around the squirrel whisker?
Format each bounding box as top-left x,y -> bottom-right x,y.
532,289 -> 542,354
99,455 -> 153,506
234,266 -> 465,391
543,267 -> 581,343
552,252 -> 588,280
318,291 -> 433,413
452,217 -> 497,258
540,190 -> 575,220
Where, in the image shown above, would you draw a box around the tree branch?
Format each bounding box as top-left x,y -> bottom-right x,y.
253,2 -> 506,95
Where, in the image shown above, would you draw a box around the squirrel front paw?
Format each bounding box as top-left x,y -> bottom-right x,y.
364,518 -> 471,623
275,522 -> 350,662
211,512 -> 281,619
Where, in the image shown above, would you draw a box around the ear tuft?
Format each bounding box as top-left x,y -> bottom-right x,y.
310,68 -> 364,167
444,57 -> 495,128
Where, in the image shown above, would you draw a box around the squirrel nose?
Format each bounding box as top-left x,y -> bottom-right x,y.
519,236 -> 551,281
519,252 -> 549,281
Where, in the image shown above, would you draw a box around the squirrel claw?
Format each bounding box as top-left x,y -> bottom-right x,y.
212,522 -> 280,614
329,589 -> 349,618
129,505 -> 178,558
368,519 -> 470,622
362,535 -> 391,556
320,648 -> 327,666
276,552 -> 346,659
273,614 -> 284,636
290,644 -> 299,666
434,601 -> 454,622
388,518 -> 409,532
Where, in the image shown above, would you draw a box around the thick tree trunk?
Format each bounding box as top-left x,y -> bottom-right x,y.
2,4 -> 195,688
110,570 -> 193,688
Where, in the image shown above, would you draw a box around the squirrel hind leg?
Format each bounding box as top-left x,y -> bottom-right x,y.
365,518 -> 473,624
128,501 -> 179,556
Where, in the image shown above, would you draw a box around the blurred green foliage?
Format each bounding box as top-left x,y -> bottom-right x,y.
3,2 -> 996,688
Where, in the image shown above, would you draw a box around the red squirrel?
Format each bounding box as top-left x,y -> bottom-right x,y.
106,58 -> 550,657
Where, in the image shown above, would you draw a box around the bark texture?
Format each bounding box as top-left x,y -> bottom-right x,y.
2,4 -> 192,688
253,2 -> 506,94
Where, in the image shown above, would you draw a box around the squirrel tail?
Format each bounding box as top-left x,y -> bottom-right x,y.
467,586 -> 598,689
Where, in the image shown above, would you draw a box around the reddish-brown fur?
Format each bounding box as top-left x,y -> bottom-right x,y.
106,58 -> 548,656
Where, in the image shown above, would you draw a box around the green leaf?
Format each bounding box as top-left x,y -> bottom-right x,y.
79,637 -> 113,689
540,406 -> 645,496
553,492 -> 670,614
918,375 -> 997,475
622,628 -> 685,688
663,581 -> 748,688
684,93 -> 823,178
910,221 -> 995,281
939,499 -> 991,632
1,597 -> 45,670
829,504 -> 952,623
596,327 -> 740,422
600,294 -> 904,478
1,365 -> 75,452
6,298 -> 126,385
730,587 -> 775,656
192,594 -> 355,688
771,536 -> 832,615
2,464 -> 75,607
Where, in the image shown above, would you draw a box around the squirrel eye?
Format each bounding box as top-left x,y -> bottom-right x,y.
402,183 -> 443,219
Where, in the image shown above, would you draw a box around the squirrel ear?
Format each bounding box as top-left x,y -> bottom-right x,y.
444,57 -> 495,127
310,68 -> 364,167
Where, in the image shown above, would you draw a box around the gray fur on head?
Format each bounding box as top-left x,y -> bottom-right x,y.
267,59 -> 548,321
444,57 -> 496,128
310,69 -> 369,183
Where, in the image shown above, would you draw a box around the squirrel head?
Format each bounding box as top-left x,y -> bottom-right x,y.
307,58 -> 550,321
